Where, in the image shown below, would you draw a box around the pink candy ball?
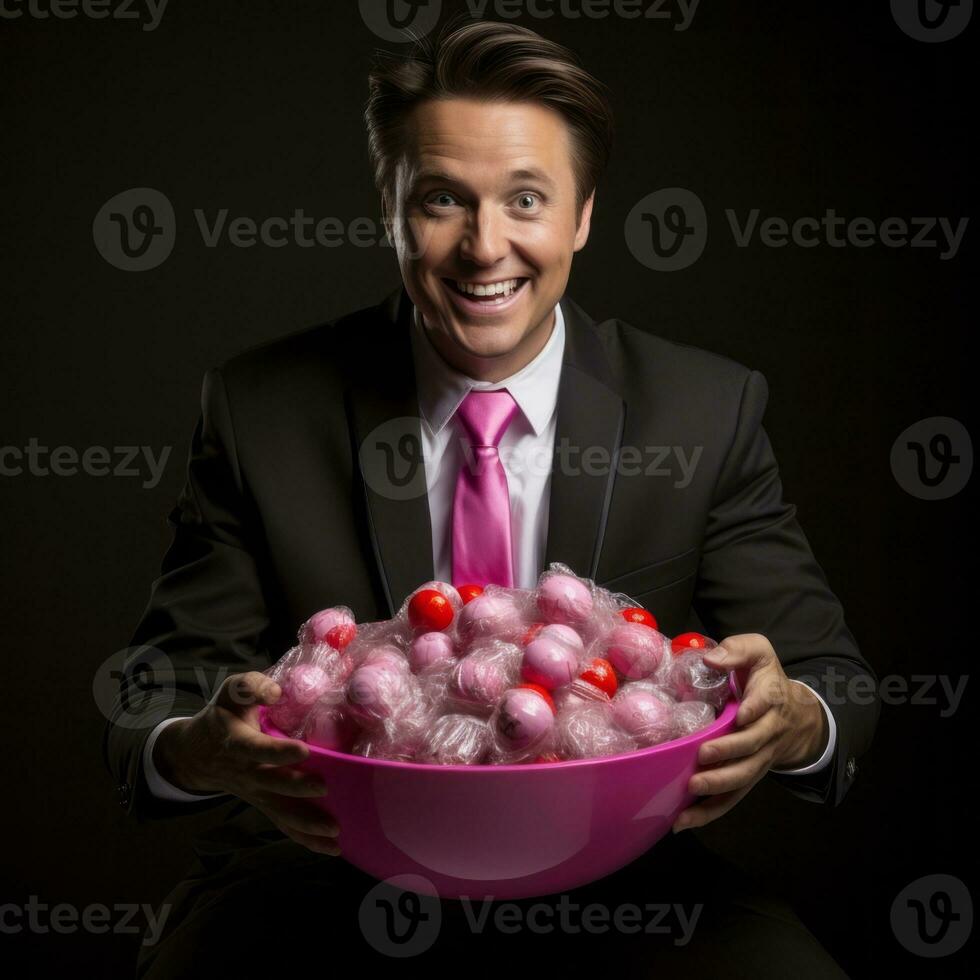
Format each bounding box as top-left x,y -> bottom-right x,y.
521,633 -> 580,690
611,688 -> 676,746
493,687 -> 556,751
301,607 -> 355,647
279,663 -> 330,707
362,643 -> 408,672
409,632 -> 457,672
536,574 -> 593,626
266,663 -> 331,733
346,659 -> 411,724
303,700 -> 357,752
452,648 -> 517,711
604,623 -> 667,680
457,593 -> 525,644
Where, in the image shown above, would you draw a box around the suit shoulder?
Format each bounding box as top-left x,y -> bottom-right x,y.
594,316 -> 757,393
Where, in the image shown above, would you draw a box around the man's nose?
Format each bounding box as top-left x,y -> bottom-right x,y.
458,205 -> 509,265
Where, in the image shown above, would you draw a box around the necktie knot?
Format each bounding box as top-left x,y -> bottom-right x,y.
455,388 -> 519,449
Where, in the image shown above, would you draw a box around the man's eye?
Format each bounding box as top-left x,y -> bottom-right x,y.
426,193 -> 457,208
515,193 -> 539,210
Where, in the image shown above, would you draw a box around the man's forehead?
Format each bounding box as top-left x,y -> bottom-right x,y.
400,100 -> 571,187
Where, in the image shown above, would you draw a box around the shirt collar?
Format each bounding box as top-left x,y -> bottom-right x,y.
410,300 -> 566,438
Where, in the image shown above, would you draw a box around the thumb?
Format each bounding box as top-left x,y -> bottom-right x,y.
216,671 -> 283,713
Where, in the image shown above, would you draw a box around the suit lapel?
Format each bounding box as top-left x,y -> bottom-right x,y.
347,285 -> 434,616
544,295 -> 626,580
349,286 -> 625,613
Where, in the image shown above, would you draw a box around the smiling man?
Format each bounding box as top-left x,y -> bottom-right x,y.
391,96 -> 591,381
106,17 -> 878,979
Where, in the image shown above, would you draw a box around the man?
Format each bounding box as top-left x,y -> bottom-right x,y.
105,19 -> 879,978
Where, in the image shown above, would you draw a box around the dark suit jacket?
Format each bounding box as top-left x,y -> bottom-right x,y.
103,283 -> 880,835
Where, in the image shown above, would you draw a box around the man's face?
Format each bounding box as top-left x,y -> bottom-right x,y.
389,97 -> 593,381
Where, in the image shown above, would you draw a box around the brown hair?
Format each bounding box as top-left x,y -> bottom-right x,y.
364,16 -> 615,227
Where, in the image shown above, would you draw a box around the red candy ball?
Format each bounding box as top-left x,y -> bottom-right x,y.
578,658 -> 618,698
516,682 -> 556,714
408,589 -> 454,631
325,623 -> 357,650
533,751 -> 562,764
671,632 -> 712,655
457,584 -> 484,605
621,607 -> 657,629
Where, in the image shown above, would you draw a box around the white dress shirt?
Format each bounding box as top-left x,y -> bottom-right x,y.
142,300 -> 835,801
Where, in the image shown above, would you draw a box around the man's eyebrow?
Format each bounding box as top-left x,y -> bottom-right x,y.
411,168 -> 557,190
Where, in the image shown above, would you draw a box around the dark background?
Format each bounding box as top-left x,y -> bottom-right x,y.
1,1 -> 973,975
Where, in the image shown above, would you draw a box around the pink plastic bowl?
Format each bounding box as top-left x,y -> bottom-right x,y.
258,673 -> 740,900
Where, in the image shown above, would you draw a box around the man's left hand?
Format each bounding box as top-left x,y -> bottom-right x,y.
671,632 -> 828,833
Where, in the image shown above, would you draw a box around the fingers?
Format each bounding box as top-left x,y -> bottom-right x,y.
249,763 -> 328,799
229,723 -> 310,767
733,675 -> 789,727
673,779 -> 758,833
703,633 -> 776,673
687,746 -> 772,798
697,713 -> 779,766
259,796 -> 340,840
278,825 -> 341,857
215,671 -> 282,712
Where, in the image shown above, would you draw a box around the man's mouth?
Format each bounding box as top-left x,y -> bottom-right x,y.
441,277 -> 530,307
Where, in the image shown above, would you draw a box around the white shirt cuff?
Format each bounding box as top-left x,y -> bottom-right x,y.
143,716 -> 229,802
769,679 -> 837,775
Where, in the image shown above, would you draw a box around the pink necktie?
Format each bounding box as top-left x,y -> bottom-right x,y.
451,388 -> 520,589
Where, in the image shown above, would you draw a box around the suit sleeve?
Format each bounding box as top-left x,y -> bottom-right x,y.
692,368 -> 880,806
101,366 -> 276,822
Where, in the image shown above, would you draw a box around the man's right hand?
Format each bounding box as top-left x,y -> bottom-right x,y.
153,671 -> 340,856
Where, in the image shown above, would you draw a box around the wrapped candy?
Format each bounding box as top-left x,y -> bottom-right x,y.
409,631 -> 457,672
620,607 -> 658,629
535,562 -> 626,645
447,640 -> 523,716
264,563 -> 735,764
264,645 -> 348,737
558,657 -> 619,708
520,623 -> 584,690
611,684 -> 677,747
556,699 -> 639,760
456,583 -> 484,605
302,695 -> 359,753
299,605 -> 357,651
671,631 -> 717,654
456,587 -> 531,645
418,713 -> 492,765
663,649 -> 731,710
600,622 -> 669,681
536,568 -> 594,626
674,700 -> 717,736
407,588 -> 456,633
488,684 -> 557,763
345,650 -> 421,727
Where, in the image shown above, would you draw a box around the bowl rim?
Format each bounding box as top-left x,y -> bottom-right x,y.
259,672 -> 741,773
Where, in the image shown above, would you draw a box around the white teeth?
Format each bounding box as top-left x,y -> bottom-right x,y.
454,278 -> 523,297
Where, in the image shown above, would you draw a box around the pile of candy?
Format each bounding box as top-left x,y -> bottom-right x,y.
263,563 -> 731,765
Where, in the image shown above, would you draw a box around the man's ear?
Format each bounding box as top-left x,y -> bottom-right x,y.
573,190 -> 595,252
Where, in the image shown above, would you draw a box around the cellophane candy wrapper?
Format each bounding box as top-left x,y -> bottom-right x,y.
418,713 -> 493,765
262,564 -> 734,763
